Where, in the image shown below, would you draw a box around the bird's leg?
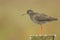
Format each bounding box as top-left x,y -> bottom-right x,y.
40,24 -> 43,35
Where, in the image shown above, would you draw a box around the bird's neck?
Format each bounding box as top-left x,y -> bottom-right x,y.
29,13 -> 34,17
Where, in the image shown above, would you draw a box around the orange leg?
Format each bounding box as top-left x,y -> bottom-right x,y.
40,24 -> 43,35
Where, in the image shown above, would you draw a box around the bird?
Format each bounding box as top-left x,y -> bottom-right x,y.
23,9 -> 58,35
27,9 -> 57,24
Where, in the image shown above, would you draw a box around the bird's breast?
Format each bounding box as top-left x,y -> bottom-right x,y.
30,15 -> 40,24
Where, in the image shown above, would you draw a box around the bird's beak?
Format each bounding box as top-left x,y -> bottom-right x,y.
21,13 -> 27,16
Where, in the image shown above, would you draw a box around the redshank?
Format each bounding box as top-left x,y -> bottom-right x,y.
23,9 -> 58,35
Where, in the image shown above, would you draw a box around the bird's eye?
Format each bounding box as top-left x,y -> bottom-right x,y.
27,12 -> 29,14
27,10 -> 33,14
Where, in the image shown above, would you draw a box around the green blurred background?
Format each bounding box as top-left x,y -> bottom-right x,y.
0,0 -> 60,40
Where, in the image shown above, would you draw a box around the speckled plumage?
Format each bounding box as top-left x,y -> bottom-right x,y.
27,9 -> 58,24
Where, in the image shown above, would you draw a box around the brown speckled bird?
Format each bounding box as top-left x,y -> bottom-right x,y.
27,9 -> 57,24
23,9 -> 58,35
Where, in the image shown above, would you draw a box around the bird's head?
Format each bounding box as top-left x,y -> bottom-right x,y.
22,9 -> 34,16
27,9 -> 34,15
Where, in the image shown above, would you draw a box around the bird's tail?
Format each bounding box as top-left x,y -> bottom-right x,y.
53,18 -> 58,21
49,17 -> 58,21
53,18 -> 58,20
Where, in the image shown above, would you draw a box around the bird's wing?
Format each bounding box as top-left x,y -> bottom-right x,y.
35,13 -> 49,21
35,13 -> 57,21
